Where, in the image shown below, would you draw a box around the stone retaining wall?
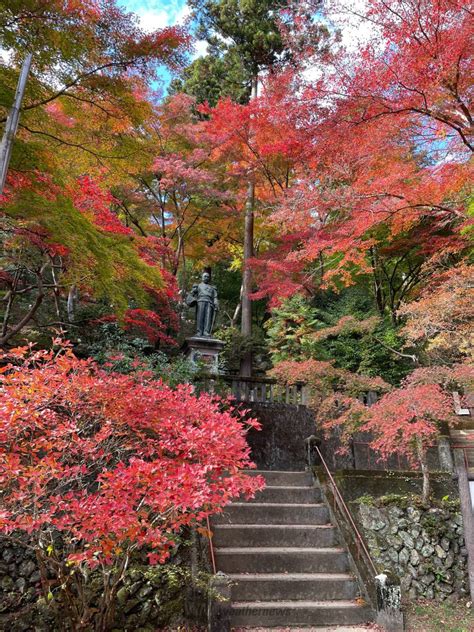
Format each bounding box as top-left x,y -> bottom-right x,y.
0,538 -> 39,613
0,533 -> 209,631
354,499 -> 469,601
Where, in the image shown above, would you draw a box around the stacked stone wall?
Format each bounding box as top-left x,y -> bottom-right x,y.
0,534 -> 209,631
355,500 -> 469,601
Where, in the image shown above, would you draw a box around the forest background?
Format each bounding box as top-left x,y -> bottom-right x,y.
0,0 -> 473,626
1,0 -> 473,482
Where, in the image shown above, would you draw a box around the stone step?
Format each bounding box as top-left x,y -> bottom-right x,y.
214,503 -> 329,525
228,573 -> 359,601
213,524 -> 337,548
230,600 -> 373,628
215,547 -> 349,574
232,625 -> 378,632
249,485 -> 320,504
245,470 -> 313,487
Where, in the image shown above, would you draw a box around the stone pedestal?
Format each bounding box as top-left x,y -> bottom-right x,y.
183,336 -> 225,375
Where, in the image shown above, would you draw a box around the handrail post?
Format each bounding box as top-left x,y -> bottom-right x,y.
208,572 -> 231,632
375,572 -> 404,632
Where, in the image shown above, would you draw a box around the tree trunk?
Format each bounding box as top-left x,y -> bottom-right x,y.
0,264 -> 47,347
67,285 -> 78,322
240,75 -> 258,377
231,285 -> 243,327
370,247 -> 385,316
0,53 -> 32,194
240,179 -> 254,376
416,438 -> 431,504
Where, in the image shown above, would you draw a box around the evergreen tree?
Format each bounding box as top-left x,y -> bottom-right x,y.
173,0 -> 327,105
170,48 -> 250,106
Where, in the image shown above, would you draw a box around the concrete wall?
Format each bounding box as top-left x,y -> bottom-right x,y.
335,471 -> 460,502
245,402 -> 315,470
321,470 -> 470,603
244,402 -> 443,473
318,429 -> 442,472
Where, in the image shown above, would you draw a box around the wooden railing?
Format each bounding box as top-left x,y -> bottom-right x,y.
226,376 -> 309,406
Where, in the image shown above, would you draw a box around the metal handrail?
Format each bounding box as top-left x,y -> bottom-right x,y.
314,444 -> 378,577
206,514 -> 217,574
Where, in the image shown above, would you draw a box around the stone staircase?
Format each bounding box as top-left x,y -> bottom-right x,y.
212,470 -> 373,629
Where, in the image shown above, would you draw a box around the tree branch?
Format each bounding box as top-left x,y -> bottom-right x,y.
373,336 -> 418,364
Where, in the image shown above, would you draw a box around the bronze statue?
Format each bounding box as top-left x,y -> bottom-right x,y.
186,272 -> 219,337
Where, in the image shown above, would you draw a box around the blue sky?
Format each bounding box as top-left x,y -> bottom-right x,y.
117,0 -> 376,91
118,0 -> 208,91
120,0 -> 191,32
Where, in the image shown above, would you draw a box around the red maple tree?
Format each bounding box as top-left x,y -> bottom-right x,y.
239,0 -> 472,307
0,341 -> 263,629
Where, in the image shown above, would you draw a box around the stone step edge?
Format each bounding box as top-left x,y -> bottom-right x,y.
227,573 -> 354,580
232,600 -> 368,609
245,470 -> 310,474
227,503 -> 325,508
252,486 -> 317,490
215,547 -> 345,554
231,628 -> 374,632
214,524 -> 334,530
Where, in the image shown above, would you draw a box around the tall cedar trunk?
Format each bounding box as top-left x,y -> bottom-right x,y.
240,75 -> 258,377
370,246 -> 385,316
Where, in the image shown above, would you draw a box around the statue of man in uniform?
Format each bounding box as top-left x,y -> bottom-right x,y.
186,272 -> 219,337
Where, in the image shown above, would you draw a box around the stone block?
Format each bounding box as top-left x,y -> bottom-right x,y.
398,548 -> 409,565
420,543 -> 434,557
399,532 -> 414,549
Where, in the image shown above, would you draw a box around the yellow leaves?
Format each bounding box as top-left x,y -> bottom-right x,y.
227,243 -> 244,272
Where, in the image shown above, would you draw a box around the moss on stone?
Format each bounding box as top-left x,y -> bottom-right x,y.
352,492 -> 461,511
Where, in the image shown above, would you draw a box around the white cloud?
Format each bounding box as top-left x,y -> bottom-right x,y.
325,0 -> 380,53
302,64 -> 322,83
175,3 -> 192,24
0,48 -> 13,64
300,0 -> 380,84
135,8 -> 170,32
193,39 -> 209,59
130,3 -> 208,59
121,1 -> 193,32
